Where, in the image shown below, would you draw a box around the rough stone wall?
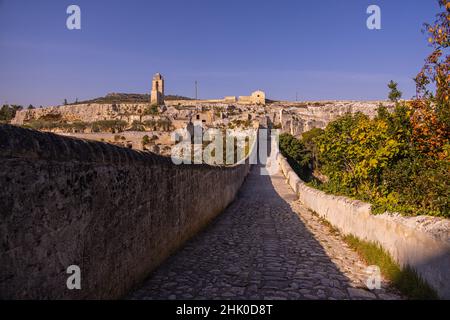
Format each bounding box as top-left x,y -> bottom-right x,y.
11,103 -> 151,125
12,100 -> 393,136
276,152 -> 450,299
0,125 -> 250,299
57,131 -> 174,151
275,101 -> 395,137
165,100 -> 231,107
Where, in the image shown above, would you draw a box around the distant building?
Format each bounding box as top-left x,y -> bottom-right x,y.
224,96 -> 237,103
238,90 -> 266,105
151,73 -> 164,105
150,73 -> 265,106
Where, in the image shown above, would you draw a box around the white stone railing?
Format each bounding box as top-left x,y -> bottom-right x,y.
276,151 -> 450,299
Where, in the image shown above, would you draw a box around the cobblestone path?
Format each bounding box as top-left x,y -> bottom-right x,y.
129,166 -> 402,300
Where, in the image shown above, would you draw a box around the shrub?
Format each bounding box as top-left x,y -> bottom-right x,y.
129,120 -> 145,131
377,157 -> 449,217
91,120 -> 127,133
0,104 -> 23,122
142,135 -> 150,147
279,133 -> 312,181
39,113 -> 62,122
156,118 -> 173,131
25,119 -> 59,130
410,0 -> 449,160
388,80 -> 402,102
143,104 -> 159,116
71,121 -> 89,133
300,97 -> 448,217
301,127 -> 324,170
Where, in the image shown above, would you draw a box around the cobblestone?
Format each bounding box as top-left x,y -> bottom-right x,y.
129,166 -> 402,300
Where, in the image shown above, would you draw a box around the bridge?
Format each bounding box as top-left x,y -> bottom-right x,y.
129,165 -> 399,300
1,125 -> 448,299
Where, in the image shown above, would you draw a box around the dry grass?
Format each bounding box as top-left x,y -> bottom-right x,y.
343,235 -> 438,300
312,211 -> 438,300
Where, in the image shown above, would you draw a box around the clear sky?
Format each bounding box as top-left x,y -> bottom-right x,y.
0,0 -> 441,106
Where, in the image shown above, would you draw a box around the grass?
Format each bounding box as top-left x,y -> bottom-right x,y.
310,211 -> 439,300
343,234 -> 439,300
315,215 -> 340,236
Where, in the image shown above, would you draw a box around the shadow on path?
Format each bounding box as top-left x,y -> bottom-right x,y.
128,165 -> 370,300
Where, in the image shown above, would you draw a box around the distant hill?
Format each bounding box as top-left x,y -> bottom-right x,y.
72,93 -> 192,105
165,95 -> 194,101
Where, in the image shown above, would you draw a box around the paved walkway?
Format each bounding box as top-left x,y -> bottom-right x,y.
129,166 -> 401,300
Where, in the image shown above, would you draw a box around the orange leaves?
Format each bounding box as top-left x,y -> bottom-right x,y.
410,100 -> 449,160
411,1 -> 450,161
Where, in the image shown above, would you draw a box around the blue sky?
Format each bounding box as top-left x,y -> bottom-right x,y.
0,0 -> 440,106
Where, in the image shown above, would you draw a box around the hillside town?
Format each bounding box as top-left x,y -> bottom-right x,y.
9,73 -> 393,155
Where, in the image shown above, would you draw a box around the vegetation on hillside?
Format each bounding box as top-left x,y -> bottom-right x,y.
228,119 -> 253,129
72,93 -> 192,105
0,104 -> 23,123
143,104 -> 159,115
22,118 -> 174,134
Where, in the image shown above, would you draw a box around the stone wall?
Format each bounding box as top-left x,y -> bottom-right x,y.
11,103 -> 151,125
274,100 -> 395,137
0,125 -> 250,299
276,152 -> 450,299
165,100 -> 231,107
238,91 -> 266,105
12,100 -> 393,137
57,131 -> 174,152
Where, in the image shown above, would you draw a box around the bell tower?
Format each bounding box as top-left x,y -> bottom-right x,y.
151,73 -> 164,105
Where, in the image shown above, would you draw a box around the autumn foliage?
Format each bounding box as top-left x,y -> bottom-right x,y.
282,2 -> 450,218
411,0 -> 450,160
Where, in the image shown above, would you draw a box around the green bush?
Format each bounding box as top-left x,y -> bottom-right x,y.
129,120 -> 145,131
279,133 -> 312,181
156,118 -> 173,132
91,120 -> 127,133
376,157 -> 449,217
305,103 -> 449,218
0,104 -> 22,122
143,104 -> 159,116
25,119 -> 60,130
301,127 -> 324,170
285,97 -> 449,218
71,121 -> 89,132
39,113 -> 62,122
142,135 -> 150,147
